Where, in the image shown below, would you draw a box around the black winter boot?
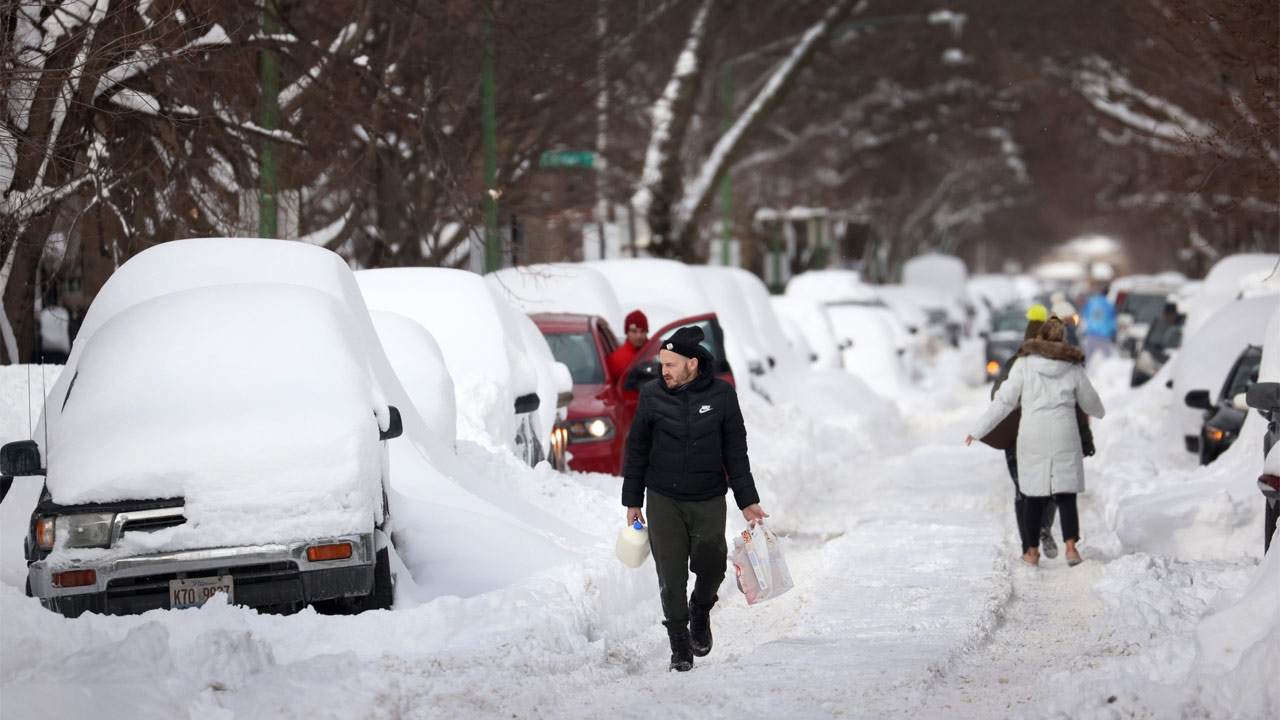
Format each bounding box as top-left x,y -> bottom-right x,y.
666,624 -> 694,672
688,595 -> 714,657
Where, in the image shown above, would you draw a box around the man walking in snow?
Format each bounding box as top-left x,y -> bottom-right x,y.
622,325 -> 768,672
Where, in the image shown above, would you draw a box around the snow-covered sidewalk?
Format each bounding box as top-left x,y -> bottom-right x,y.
1,353 -> 1275,718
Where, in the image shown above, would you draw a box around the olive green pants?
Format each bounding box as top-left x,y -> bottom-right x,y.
646,491 -> 728,627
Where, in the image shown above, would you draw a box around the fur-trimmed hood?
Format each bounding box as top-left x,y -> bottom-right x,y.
1018,338 -> 1085,364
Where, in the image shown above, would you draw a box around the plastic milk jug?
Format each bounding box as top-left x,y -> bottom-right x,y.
615,521 -> 651,568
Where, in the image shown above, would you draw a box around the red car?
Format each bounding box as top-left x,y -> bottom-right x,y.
532,312 -> 734,476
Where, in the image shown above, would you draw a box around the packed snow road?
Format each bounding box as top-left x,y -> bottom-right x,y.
1,352 -> 1275,719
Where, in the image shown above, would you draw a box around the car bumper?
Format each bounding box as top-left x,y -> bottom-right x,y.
28,532 -> 375,617
566,438 -> 623,476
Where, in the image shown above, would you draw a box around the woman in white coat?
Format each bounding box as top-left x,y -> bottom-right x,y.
966,317 -> 1106,566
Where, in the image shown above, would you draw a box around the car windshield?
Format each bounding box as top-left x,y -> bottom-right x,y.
995,313 -> 1026,333
1224,348 -> 1262,401
1121,293 -> 1168,324
544,332 -> 603,384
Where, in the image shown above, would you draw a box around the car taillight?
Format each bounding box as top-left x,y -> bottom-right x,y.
35,517 -> 54,549
1259,475 -> 1280,493
986,361 -> 1000,376
307,543 -> 353,562
52,570 -> 96,588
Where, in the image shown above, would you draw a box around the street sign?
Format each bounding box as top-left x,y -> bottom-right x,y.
539,151 -> 595,169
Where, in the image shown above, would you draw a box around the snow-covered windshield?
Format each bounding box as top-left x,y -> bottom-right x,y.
544,332 -> 604,385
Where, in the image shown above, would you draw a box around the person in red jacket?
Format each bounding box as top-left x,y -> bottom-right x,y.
607,310 -> 649,378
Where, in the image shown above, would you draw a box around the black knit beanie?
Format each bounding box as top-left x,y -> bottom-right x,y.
662,326 -> 706,360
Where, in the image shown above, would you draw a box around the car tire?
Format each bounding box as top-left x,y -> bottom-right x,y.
359,547 -> 394,612
1265,499 -> 1278,554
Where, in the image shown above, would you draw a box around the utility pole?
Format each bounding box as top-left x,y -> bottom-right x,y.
719,58 -> 733,266
482,3 -> 501,273
258,0 -> 280,238
595,0 -> 610,260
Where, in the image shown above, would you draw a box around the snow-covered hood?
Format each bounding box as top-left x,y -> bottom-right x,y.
45,285 -> 385,553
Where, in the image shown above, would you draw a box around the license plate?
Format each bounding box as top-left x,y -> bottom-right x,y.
169,575 -> 234,609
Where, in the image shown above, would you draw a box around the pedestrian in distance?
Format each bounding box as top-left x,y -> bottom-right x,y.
1081,284 -> 1118,364
622,325 -> 768,672
967,316 -> 1105,567
607,310 -> 649,378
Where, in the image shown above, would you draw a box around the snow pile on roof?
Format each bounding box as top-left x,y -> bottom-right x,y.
785,269 -> 877,305
1183,252 -> 1280,336
585,259 -> 714,333
902,253 -> 967,298
488,264 -> 626,335
50,285 -> 385,552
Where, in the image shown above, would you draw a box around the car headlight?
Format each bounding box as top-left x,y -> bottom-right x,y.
50,512 -> 115,549
1204,426 -> 1225,443
567,416 -> 615,443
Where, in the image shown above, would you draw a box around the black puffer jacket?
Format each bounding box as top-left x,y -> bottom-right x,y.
621,351 -> 759,509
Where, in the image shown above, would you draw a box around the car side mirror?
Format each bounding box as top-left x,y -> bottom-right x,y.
379,406 -> 403,441
0,440 -> 44,477
513,393 -> 541,414
1246,382 -> 1280,411
624,361 -> 660,391
1184,389 -> 1212,410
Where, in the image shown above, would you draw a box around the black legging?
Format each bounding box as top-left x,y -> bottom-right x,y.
1007,448 -> 1055,540
1019,493 -> 1079,554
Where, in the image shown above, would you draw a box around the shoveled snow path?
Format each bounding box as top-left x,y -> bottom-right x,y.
406,387 -> 1043,719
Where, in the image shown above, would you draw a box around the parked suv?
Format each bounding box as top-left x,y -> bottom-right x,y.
533,312 -> 734,476
3,284 -> 401,617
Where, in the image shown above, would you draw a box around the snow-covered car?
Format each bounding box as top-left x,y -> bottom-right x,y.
770,295 -> 843,370
1171,294 -> 1279,456
2,282 -> 403,618
1184,345 -> 1261,464
1244,307 -> 1280,553
355,268 -> 570,469
787,270 -> 916,370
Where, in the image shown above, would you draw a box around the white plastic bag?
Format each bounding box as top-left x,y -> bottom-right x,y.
732,523 -> 793,605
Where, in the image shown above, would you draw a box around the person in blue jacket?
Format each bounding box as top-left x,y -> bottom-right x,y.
1081,284 -> 1117,363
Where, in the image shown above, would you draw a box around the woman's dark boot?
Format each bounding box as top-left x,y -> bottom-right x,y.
666,624 -> 694,672
689,596 -> 714,657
